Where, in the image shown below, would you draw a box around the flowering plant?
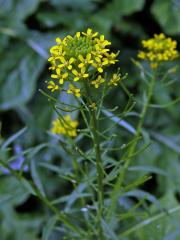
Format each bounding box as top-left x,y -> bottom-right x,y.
0,29 -> 178,240
38,29 -> 179,239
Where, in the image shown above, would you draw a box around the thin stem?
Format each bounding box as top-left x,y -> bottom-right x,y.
0,159 -> 83,235
83,81 -> 104,240
119,205 -> 180,238
108,72 -> 156,221
91,110 -> 104,240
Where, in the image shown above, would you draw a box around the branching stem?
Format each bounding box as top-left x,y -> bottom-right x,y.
108,72 -> 156,221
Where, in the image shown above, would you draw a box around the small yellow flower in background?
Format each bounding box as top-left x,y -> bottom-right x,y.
138,33 -> 178,68
51,115 -> 78,137
47,28 -> 119,92
109,73 -> 121,86
91,75 -> 105,88
67,84 -> 81,97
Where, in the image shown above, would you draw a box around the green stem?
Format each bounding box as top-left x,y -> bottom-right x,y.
91,110 -> 104,240
108,73 -> 156,220
83,81 -> 104,239
0,159 -> 82,235
119,205 -> 180,238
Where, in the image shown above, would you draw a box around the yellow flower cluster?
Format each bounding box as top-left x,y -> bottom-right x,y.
47,28 -> 119,95
138,33 -> 178,68
51,115 -> 78,137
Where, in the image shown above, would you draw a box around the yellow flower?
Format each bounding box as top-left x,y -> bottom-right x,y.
59,72 -> 68,84
138,33 -> 178,68
50,45 -> 63,58
91,75 -> 105,88
78,54 -> 93,68
51,115 -> 78,137
58,57 -> 75,70
93,44 -> 109,57
108,73 -> 121,86
95,35 -> 111,48
51,68 -> 68,84
72,68 -> 89,81
51,68 -> 61,80
104,52 -> 119,64
67,84 -> 81,97
82,28 -> 98,38
47,81 -> 59,92
92,57 -> 108,73
48,58 -> 56,70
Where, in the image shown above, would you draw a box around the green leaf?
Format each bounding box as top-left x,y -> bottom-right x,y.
0,43 -> 45,110
42,216 -> 58,240
102,0 -> 145,19
0,0 -> 40,30
2,127 -> 27,149
50,0 -> 95,11
30,158 -> 46,197
0,176 -> 29,206
92,0 -> 145,36
151,0 -> 180,35
113,0 -> 145,15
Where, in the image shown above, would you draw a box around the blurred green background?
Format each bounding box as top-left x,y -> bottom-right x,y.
0,0 -> 180,239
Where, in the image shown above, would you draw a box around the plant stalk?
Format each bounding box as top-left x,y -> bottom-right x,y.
108,72 -> 156,220
83,81 -> 104,239
91,110 -> 104,240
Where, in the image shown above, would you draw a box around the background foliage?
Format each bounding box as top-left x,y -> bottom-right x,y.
0,0 -> 180,239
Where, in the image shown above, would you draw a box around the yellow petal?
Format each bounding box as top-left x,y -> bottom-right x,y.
76,93 -> 81,97
83,74 -> 89,78
56,68 -> 61,75
95,57 -> 101,63
63,72 -> 68,78
100,35 -> 104,41
72,69 -> 78,76
78,63 -> 84,68
78,55 -> 84,62
56,37 -> 61,44
86,53 -> 91,61
69,58 -> 75,64
60,56 -> 65,63
87,28 -> 92,35
98,68 -> 103,73
51,74 -> 58,78
67,89 -> 71,94
59,79 -> 64,84
76,32 -> 81,39
74,77 -> 79,81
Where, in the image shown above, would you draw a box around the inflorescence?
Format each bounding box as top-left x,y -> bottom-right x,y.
138,33 -> 178,68
47,28 -> 120,95
51,115 -> 78,137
